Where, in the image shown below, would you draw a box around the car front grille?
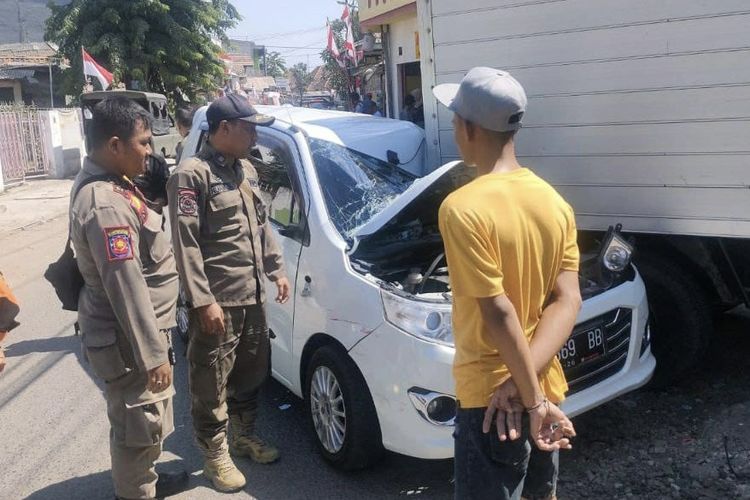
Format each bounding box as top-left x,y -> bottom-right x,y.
565,308 -> 633,396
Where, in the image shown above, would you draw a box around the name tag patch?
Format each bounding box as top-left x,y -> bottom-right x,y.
246,178 -> 259,188
177,188 -> 198,216
209,182 -> 236,197
105,226 -> 134,261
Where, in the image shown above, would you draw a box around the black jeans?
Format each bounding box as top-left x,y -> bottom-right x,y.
454,407 -> 558,500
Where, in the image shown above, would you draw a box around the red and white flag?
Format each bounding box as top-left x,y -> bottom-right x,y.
82,48 -> 114,90
326,22 -> 345,68
341,6 -> 357,66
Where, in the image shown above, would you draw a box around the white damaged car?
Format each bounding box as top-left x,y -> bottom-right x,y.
181,105 -> 655,469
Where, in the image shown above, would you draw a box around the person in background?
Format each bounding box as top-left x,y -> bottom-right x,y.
0,271 -> 20,373
434,67 -> 581,500
362,93 -> 377,114
350,92 -> 364,113
400,94 -> 417,123
411,88 -> 425,128
175,106 -> 195,164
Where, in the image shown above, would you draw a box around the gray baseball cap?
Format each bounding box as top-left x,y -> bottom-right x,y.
433,67 -> 527,132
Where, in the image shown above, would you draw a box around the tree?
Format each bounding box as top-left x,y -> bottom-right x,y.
289,63 -> 313,100
263,51 -> 287,79
45,0 -> 241,103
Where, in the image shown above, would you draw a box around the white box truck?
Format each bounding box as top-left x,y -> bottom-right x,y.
415,0 -> 750,384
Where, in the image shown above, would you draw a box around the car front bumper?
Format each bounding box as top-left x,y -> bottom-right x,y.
349,272 -> 655,459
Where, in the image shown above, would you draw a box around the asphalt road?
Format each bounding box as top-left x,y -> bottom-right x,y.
2,197 -> 749,500
0,214 -> 454,500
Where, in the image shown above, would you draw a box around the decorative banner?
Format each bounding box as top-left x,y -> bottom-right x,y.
327,22 -> 346,69
342,5 -> 358,66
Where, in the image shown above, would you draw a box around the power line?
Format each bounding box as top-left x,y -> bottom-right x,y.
263,45 -> 326,50
254,27 -> 324,41
231,26 -> 325,43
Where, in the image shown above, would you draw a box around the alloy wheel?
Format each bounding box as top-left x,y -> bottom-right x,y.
310,366 -> 347,454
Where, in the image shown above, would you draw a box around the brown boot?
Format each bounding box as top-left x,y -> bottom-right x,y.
229,413 -> 280,464
203,449 -> 246,492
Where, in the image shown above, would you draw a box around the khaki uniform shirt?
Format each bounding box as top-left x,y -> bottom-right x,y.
71,158 -> 179,373
167,142 -> 285,309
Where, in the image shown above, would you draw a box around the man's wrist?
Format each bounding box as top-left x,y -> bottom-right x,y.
525,397 -> 549,413
523,393 -> 546,410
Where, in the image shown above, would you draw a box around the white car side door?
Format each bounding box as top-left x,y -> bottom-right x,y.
252,129 -> 308,386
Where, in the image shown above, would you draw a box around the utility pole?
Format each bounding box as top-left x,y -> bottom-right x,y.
48,59 -> 54,108
16,0 -> 25,43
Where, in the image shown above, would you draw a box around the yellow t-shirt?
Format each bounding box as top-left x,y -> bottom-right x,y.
438,167 -> 580,408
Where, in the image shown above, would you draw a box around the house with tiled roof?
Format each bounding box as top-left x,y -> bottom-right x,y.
0,42 -> 65,106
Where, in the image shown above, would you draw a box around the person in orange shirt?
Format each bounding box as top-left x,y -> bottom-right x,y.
0,271 -> 20,373
434,68 -> 582,500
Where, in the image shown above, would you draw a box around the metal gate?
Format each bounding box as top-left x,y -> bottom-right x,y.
0,105 -> 51,186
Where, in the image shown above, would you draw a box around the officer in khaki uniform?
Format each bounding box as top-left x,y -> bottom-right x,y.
167,94 -> 290,492
70,97 -> 188,500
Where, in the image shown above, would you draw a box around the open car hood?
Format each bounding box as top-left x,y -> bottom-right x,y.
352,161 -> 464,239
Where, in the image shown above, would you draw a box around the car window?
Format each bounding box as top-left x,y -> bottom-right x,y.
249,134 -> 302,229
194,129 -> 307,244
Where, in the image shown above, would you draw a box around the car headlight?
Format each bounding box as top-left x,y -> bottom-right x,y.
380,289 -> 453,346
600,224 -> 634,272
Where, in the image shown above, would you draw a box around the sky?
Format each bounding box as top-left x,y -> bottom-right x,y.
228,0 -> 352,69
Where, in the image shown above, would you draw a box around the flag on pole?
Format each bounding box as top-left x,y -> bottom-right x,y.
341,5 -> 357,66
82,48 -> 114,90
326,22 -> 345,68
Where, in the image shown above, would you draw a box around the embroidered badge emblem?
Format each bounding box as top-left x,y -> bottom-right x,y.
104,226 -> 134,261
177,188 -> 198,216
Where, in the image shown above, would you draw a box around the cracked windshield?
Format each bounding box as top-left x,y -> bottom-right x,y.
308,138 -> 416,239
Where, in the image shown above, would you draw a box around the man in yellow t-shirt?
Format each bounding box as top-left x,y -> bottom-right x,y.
434,67 -> 582,500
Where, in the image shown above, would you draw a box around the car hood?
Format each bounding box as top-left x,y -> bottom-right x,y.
352,161 -> 464,240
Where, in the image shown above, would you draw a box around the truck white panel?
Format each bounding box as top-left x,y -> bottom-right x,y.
421,0 -> 750,237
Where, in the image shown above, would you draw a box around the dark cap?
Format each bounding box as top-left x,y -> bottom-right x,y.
206,93 -> 275,127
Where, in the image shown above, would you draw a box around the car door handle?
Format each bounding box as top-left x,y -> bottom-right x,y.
301,276 -> 312,297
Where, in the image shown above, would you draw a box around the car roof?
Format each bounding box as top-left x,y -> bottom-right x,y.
193,105 -> 426,173
80,90 -> 167,102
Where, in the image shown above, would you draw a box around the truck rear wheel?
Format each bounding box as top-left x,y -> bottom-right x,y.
636,256 -> 713,386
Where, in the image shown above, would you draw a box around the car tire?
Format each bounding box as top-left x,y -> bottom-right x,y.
176,287 -> 190,346
304,345 -> 384,470
636,256 -> 713,387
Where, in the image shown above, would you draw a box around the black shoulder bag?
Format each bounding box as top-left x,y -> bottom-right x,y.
44,175 -> 119,311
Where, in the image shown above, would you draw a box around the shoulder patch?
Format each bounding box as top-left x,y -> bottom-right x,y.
246,178 -> 259,188
104,226 -> 134,261
177,188 -> 198,216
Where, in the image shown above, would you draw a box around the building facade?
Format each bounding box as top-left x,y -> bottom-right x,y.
359,1 -> 420,122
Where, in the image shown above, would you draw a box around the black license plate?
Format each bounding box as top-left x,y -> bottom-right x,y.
557,323 -> 607,369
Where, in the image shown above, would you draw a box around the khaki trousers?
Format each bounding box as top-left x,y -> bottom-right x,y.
187,305 -> 270,453
104,370 -> 174,499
